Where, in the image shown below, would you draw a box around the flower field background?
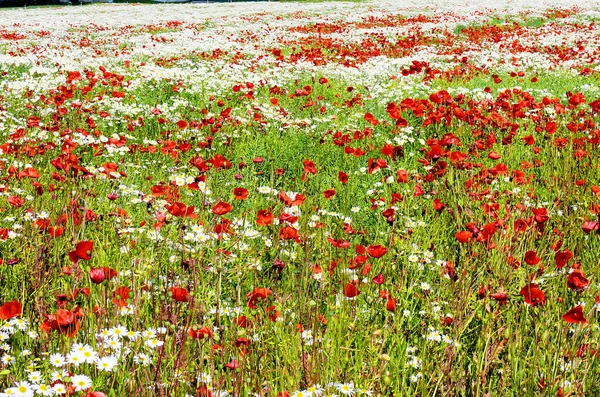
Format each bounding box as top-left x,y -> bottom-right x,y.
1,0 -> 600,396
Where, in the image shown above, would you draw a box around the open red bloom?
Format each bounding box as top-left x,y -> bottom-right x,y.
256,209 -> 274,226
41,306 -> 83,338
344,282 -> 360,298
563,305 -> 587,324
303,159 -> 317,175
233,187 -> 248,200
279,225 -> 300,242
323,189 -> 336,199
328,237 -> 350,249
212,201 -> 232,215
582,220 -> 599,234
372,273 -> 384,285
519,283 -> 546,306
555,249 -> 573,269
567,269 -> 589,291
0,300 -> 22,320
532,208 -> 549,223
367,244 -> 388,258
7,196 -> 24,208
524,250 -> 541,266
68,241 -> 94,264
170,287 -> 190,302
278,191 -> 305,206
385,298 -> 396,312
167,202 -> 195,217
455,231 -> 473,243
246,287 -> 271,309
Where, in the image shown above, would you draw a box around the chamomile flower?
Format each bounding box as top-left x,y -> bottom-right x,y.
141,329 -> 156,339
145,338 -> 164,348
1,354 -> 15,366
50,371 -> 68,383
33,384 -> 53,397
78,345 -> 98,364
9,318 -> 28,331
103,337 -> 122,351
52,383 -> 66,395
96,355 -> 118,372
133,353 -> 151,366
306,385 -> 324,396
335,382 -> 355,396
66,351 -> 84,366
70,375 -> 92,391
27,371 -> 42,384
48,354 -> 65,367
12,382 -> 34,397
125,330 -> 140,341
1,387 -> 17,396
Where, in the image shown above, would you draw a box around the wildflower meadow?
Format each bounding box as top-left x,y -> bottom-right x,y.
1,0 -> 600,395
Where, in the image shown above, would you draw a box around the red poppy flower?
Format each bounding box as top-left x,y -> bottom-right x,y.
367,244 -> 388,258
372,273 -> 384,285
519,283 -> 546,306
489,292 -> 509,306
455,231 -> 473,243
385,298 -> 396,312
488,151 -> 501,160
364,112 -> 379,126
567,269 -> 589,291
327,237 -> 350,249
256,209 -> 274,226
397,169 -> 409,183
563,305 -> 587,324
582,220 -> 599,234
189,325 -> 213,339
532,208 -> 549,223
7,196 -> 24,208
41,306 -> 84,338
0,300 -> 22,320
233,187 -> 248,200
167,202 -> 195,217
233,316 -> 251,328
56,309 -> 74,327
338,171 -> 348,184
68,241 -> 94,264
278,191 -> 305,206
212,201 -> 232,215
555,250 -> 573,269
246,287 -> 271,309
265,305 -> 279,321
323,189 -> 336,199
303,159 -> 317,175
344,282 -> 360,298
279,225 -> 299,242
235,337 -> 251,348
86,392 -> 107,397
224,360 -> 239,370
89,268 -> 107,284
112,286 -> 131,307
524,250 -> 541,266
170,287 -> 190,302
48,226 -> 64,237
